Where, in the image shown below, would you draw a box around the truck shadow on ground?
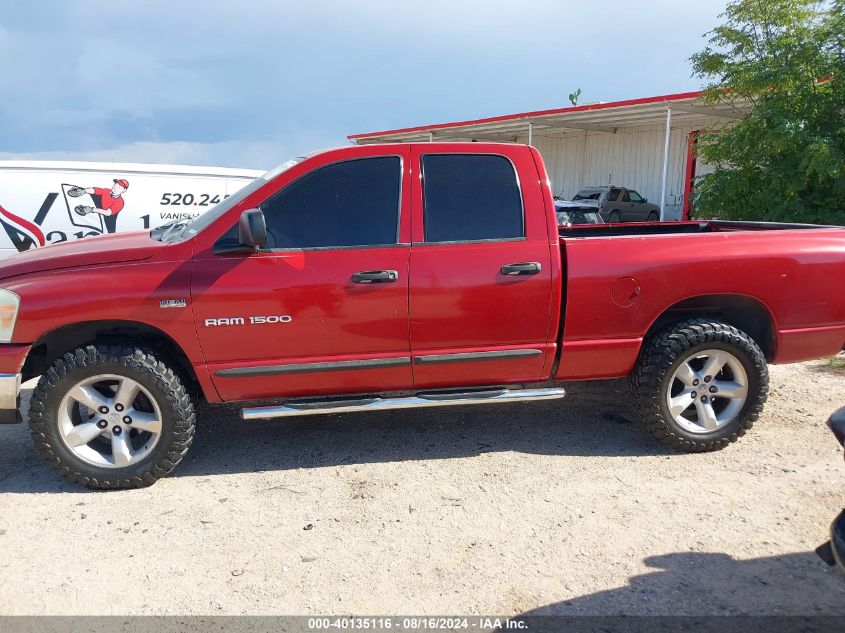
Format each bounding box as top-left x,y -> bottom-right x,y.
506,550 -> 845,622
0,380 -> 670,492
177,379 -> 671,479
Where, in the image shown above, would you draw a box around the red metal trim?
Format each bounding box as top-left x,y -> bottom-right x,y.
775,324 -> 845,364
349,90 -> 704,141
682,130 -> 699,220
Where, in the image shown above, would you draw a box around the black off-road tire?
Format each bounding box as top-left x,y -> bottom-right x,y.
608,210 -> 623,223
29,342 -> 196,489
647,211 -> 659,221
630,318 -> 768,452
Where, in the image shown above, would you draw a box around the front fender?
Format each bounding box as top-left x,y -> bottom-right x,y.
0,256 -> 220,401
5,259 -> 197,353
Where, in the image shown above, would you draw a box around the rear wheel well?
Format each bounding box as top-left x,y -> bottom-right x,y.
645,295 -> 775,361
22,321 -> 198,391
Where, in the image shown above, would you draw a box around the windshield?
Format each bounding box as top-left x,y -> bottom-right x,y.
152,157 -> 306,242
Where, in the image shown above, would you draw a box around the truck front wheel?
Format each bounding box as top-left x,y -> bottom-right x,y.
29,343 -> 196,489
630,319 -> 768,452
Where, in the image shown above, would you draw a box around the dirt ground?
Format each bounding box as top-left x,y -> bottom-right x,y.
0,359 -> 843,616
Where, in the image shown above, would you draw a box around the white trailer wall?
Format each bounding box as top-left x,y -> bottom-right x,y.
0,161 -> 263,258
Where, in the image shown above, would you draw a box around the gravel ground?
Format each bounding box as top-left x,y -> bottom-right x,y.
0,359 -> 843,616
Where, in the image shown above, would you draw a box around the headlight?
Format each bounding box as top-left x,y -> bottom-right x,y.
0,289 -> 20,343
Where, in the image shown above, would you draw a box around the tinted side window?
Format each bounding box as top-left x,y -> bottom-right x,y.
622,190 -> 631,202
628,190 -> 644,202
607,188 -> 621,202
260,156 -> 401,249
422,154 -> 523,242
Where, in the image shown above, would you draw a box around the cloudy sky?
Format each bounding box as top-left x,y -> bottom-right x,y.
0,0 -> 726,169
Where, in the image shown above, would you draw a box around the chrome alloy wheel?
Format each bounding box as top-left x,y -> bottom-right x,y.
57,374 -> 163,468
665,349 -> 749,434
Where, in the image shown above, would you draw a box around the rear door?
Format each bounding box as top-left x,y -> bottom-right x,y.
604,187 -> 622,220
408,145 -> 555,389
627,189 -> 648,220
621,189 -> 636,220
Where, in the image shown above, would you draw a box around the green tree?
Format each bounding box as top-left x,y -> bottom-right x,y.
691,0 -> 845,224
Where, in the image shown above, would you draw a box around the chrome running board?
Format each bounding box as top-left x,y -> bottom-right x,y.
240,387 -> 565,421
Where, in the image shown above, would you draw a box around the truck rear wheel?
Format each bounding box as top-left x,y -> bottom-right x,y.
29,343 -> 196,489
630,319 -> 768,452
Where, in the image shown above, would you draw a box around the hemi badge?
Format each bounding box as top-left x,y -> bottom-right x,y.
160,299 -> 187,309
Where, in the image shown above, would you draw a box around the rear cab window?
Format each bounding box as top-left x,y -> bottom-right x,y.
420,154 -> 524,243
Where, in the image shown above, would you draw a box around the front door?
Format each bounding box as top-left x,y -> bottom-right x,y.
627,189 -> 648,220
408,146 -> 555,389
191,147 -> 413,401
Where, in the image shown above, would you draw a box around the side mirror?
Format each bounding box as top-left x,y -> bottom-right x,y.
642,198 -> 648,203
239,208 -> 267,249
214,208 -> 267,255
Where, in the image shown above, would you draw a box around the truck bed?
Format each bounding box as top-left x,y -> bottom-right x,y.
554,219 -> 845,381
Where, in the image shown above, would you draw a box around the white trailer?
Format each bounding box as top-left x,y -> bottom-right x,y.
0,161 -> 264,259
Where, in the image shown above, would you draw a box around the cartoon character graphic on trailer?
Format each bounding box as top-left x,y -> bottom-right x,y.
67,179 -> 129,233
0,175 -> 134,253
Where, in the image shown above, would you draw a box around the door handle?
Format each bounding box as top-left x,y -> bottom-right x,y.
500,262 -> 542,276
351,270 -> 399,284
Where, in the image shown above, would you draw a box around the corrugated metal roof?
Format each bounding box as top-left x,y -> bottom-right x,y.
349,90 -> 748,144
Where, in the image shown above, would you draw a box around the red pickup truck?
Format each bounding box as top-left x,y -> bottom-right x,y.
0,143 -> 843,489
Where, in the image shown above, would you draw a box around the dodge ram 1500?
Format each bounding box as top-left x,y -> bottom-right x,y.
0,143 -> 843,488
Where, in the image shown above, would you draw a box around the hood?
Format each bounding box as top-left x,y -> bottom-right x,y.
0,230 -> 169,281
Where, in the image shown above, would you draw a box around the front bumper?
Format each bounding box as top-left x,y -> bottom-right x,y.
0,373 -> 21,424
0,344 -> 30,424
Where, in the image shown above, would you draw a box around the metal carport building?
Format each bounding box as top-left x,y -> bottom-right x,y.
348,91 -> 748,221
